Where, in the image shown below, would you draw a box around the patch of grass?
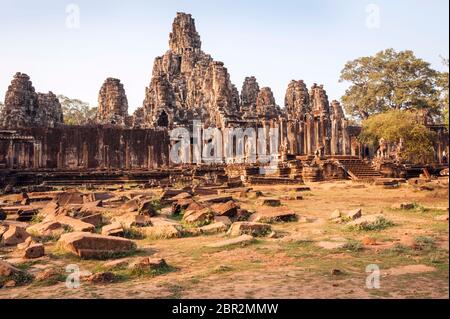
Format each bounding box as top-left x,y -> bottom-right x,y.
30,214 -> 44,225
0,271 -> 34,287
114,264 -> 176,282
414,236 -> 435,251
347,216 -> 395,232
32,269 -> 66,287
342,240 -> 363,252
123,227 -> 145,240
145,199 -> 164,213
382,243 -> 412,256
164,283 -> 184,299
213,265 -> 233,273
14,260 -> 40,271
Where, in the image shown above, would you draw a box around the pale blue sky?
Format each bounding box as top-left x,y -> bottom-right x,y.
0,0 -> 448,112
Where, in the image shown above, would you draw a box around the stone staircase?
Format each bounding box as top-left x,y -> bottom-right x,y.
330,156 -> 382,181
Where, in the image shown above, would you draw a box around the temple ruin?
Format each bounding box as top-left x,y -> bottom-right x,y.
0,12 -> 448,188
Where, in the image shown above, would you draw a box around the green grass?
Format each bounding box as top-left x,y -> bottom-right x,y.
346,216 -> 395,231
123,227 -> 146,240
0,271 -> 34,287
113,264 -> 176,282
32,268 -> 66,287
414,236 -> 436,251
341,240 -> 363,252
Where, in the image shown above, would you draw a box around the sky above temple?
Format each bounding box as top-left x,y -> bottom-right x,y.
0,0 -> 449,113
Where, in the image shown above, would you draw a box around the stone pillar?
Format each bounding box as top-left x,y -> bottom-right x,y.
82,142 -> 89,169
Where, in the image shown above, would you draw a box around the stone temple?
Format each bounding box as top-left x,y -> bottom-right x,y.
0,13 -> 448,188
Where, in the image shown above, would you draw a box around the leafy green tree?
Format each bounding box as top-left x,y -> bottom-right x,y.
58,95 -> 97,125
340,49 -> 440,120
437,57 -> 449,129
359,110 -> 435,164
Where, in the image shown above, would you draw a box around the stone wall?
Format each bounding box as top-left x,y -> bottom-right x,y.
0,127 -> 169,170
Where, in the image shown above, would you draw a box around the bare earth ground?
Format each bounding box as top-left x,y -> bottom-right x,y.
0,180 -> 448,299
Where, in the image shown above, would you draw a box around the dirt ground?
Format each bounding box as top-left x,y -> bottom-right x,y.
0,179 -> 448,299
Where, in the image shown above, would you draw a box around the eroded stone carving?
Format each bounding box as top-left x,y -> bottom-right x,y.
97,78 -> 129,126
138,13 -> 239,129
0,73 -> 63,129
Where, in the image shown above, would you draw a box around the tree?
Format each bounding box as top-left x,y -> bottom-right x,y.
437,57 -> 449,129
340,49 -> 441,120
58,95 -> 97,125
358,110 -> 435,164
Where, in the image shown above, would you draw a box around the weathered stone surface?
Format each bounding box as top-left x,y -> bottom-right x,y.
17,237 -> 45,259
0,225 -> 7,238
310,83 -> 330,114
0,73 -> 37,128
227,222 -> 271,237
138,200 -> 158,217
79,200 -> 103,215
139,13 -> 240,129
172,199 -> 196,215
0,260 -> 22,277
101,223 -> 124,237
214,216 -> 232,226
329,209 -> 342,220
120,199 -> 140,212
36,92 -> 64,127
249,207 -> 297,223
55,191 -> 84,206
128,257 -> 168,271
285,80 -> 310,120
141,225 -> 182,239
55,215 -> 95,232
0,73 -> 64,129
256,87 -> 280,119
1,225 -> 30,246
346,209 -> 362,220
235,209 -> 252,221
58,232 -> 137,259
86,272 -> 116,284
113,213 -> 152,229
256,198 -> 281,207
26,221 -> 64,238
199,222 -> 228,234
34,268 -> 63,282
170,192 -> 192,201
97,78 -> 129,126
240,76 -> 259,116
0,208 -> 6,221
198,195 -> 233,205
210,200 -> 238,217
40,201 -> 62,218
80,213 -> 103,227
183,208 -> 213,225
